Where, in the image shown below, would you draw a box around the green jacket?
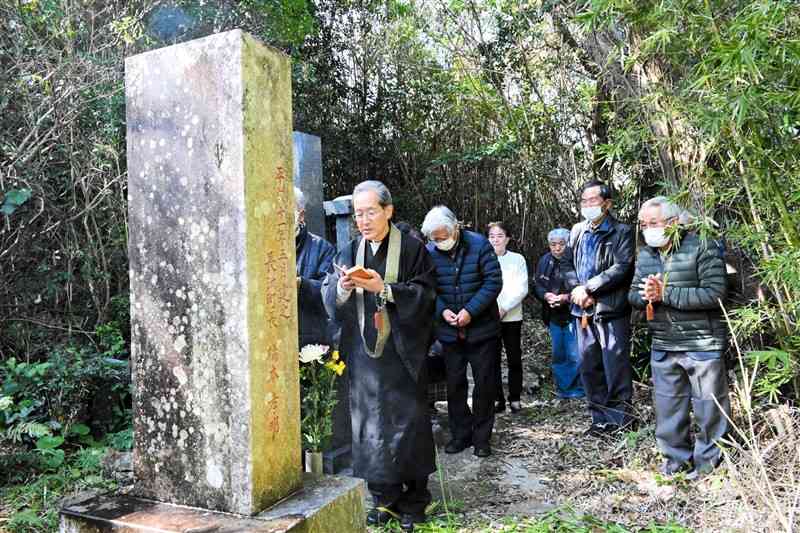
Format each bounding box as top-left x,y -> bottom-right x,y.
628,232 -> 728,352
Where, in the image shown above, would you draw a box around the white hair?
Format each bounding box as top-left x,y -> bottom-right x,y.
639,196 -> 682,221
353,180 -> 392,206
421,205 -> 458,237
547,228 -> 570,243
294,186 -> 306,210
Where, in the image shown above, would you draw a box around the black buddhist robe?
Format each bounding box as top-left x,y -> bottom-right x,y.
322,227 -> 436,483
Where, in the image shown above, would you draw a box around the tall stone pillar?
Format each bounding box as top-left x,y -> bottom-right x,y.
61,29 -> 365,532
292,132 -> 325,238
123,29 -> 300,515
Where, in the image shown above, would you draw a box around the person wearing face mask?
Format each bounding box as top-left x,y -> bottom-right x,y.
422,206 -> 502,458
629,196 -> 730,480
561,180 -> 635,437
294,187 -> 336,347
487,222 -> 529,414
534,228 -> 585,399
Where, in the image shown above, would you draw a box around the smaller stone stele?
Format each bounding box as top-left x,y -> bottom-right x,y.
60,475 -> 366,533
292,131 -> 325,238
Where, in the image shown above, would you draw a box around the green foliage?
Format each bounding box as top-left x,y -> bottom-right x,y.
570,0 -> 800,397
299,346 -> 345,452
0,188 -> 32,215
1,447 -> 115,533
374,507 -> 691,532
105,426 -> 134,451
629,321 -> 653,382
0,322 -> 131,455
746,349 -> 795,403
495,509 -> 690,532
246,0 -> 316,49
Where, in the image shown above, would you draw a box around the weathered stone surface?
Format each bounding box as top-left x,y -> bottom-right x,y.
292,132 -> 325,238
60,494 -> 303,532
258,474 -> 366,533
59,475 -> 366,533
124,29 -> 300,515
322,195 -> 356,251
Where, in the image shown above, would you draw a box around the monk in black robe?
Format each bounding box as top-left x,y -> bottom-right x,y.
322,180 -> 436,531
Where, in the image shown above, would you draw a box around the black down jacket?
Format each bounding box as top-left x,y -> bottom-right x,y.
561,216 -> 635,321
296,225 -> 336,346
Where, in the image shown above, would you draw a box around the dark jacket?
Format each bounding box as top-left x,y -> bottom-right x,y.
628,232 -> 728,352
426,230 -> 502,343
296,226 -> 336,346
561,216 -> 634,321
533,251 -> 572,325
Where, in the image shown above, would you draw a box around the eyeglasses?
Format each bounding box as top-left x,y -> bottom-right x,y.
352,208 -> 383,221
639,219 -> 673,230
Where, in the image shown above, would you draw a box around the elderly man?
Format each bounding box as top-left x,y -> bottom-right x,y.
294,187 -> 336,347
629,196 -> 730,478
534,228 -> 584,399
422,206 -> 502,458
561,180 -> 635,435
321,181 -> 436,531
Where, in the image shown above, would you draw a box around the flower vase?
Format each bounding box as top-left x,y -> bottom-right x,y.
304,450 -> 324,476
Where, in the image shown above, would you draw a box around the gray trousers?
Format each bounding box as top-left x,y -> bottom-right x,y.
651,350 -> 731,469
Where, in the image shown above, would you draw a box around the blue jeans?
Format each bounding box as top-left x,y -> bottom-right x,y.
549,322 -> 584,398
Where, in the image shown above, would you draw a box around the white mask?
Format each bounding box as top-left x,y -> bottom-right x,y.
581,205 -> 604,222
643,227 -> 669,248
435,237 -> 457,251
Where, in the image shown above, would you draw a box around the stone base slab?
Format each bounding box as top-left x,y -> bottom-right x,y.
60,475 -> 365,533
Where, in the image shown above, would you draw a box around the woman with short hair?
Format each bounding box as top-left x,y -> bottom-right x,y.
534,228 -> 585,399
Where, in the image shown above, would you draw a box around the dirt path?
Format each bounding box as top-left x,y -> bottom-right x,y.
382,319 -> 747,532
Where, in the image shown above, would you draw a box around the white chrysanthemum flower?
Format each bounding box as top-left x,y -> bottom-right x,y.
299,344 -> 328,363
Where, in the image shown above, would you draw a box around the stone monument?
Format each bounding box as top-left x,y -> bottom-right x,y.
323,194 -> 357,251
60,29 -> 364,532
292,132 -> 325,238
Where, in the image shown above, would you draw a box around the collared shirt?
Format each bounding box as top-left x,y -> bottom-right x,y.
571,217 -> 611,316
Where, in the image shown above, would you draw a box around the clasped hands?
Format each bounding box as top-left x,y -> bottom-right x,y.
339,269 -> 385,294
442,308 -> 471,328
544,292 -> 569,308
637,273 -> 664,303
570,286 -> 595,309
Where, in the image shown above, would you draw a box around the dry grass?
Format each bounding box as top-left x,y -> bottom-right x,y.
417,318 -> 800,533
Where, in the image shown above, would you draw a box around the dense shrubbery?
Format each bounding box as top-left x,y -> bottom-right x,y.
0,446 -> 117,532
1,0 -> 799,530
0,0 -> 795,426
0,321 -> 131,530
0,320 -> 131,457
